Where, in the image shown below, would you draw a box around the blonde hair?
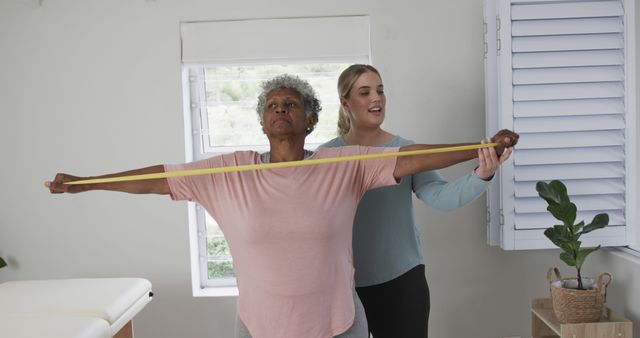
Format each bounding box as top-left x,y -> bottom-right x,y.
336,64 -> 382,135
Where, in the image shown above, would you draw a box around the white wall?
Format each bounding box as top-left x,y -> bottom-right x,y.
0,1 -> 637,338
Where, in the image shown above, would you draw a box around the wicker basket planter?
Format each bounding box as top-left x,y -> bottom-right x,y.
547,267 -> 612,323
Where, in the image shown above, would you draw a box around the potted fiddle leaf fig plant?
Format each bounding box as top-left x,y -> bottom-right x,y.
536,179 -> 612,323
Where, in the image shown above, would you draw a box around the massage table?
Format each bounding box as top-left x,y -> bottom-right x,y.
0,278 -> 153,338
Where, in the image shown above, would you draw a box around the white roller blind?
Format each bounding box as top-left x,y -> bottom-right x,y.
180,16 -> 370,64
484,0 -> 636,250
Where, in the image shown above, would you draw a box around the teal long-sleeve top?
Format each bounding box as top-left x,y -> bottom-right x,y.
319,135 -> 492,287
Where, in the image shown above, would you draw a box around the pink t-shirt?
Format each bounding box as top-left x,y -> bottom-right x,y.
165,146 -> 399,338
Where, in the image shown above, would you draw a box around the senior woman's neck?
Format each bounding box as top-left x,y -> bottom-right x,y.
261,149 -> 313,163
267,139 -> 309,162
267,150 -> 310,163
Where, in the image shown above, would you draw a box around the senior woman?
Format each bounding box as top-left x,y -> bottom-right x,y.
45,74 -> 518,338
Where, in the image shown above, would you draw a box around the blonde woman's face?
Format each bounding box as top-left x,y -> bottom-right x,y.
341,71 -> 386,130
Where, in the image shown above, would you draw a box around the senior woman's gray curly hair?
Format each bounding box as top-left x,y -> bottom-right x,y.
256,74 -> 321,135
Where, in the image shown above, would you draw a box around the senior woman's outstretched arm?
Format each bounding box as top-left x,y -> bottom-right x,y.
393,129 -> 519,179
45,165 -> 170,195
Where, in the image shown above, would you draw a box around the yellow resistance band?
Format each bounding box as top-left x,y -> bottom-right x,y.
65,143 -> 497,185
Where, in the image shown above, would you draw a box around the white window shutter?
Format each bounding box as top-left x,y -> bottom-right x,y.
484,0 -> 636,250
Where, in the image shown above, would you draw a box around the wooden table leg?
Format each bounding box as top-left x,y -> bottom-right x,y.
113,321 -> 133,338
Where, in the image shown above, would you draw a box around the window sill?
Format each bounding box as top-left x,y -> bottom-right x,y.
192,285 -> 238,298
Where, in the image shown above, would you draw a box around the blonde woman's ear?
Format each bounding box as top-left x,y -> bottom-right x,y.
339,96 -> 349,109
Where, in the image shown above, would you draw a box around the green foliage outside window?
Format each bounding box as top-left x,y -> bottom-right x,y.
208,260 -> 234,279
208,236 -> 230,256
207,236 -> 234,278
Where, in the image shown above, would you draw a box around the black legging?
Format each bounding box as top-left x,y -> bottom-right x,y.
355,264 -> 430,338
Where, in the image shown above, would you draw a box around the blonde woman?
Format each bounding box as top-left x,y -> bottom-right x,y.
320,64 -> 512,338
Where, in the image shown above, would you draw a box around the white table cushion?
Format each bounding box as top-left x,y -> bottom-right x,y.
0,314 -> 111,338
0,277 -> 152,334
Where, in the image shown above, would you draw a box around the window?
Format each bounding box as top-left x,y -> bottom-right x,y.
180,16 -> 370,296
483,0 -> 636,251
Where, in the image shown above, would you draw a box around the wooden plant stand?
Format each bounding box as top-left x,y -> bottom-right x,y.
531,298 -> 632,338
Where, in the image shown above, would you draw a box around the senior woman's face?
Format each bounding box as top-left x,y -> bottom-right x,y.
262,88 -> 309,137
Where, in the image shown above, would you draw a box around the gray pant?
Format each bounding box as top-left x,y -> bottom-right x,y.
234,289 -> 368,338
